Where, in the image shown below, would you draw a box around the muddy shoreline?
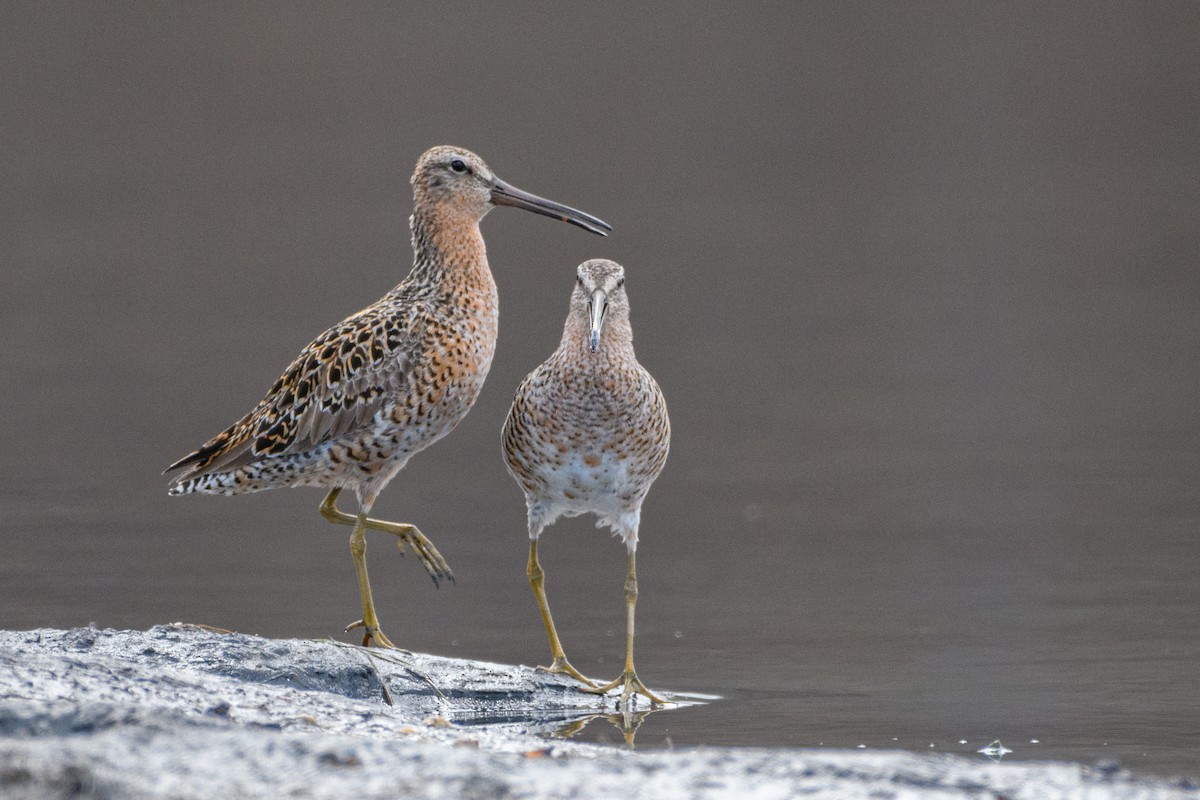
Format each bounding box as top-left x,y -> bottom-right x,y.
0,626 -> 1193,799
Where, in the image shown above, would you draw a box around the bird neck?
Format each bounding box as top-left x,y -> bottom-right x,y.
409,206 -> 493,298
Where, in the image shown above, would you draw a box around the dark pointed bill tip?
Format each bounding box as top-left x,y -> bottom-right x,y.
491,178 -> 612,237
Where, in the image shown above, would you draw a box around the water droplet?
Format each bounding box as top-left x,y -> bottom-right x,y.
977,740 -> 1012,759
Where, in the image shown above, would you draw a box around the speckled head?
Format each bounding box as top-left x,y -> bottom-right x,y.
412,146 -> 612,236
412,146 -> 496,219
572,259 -> 629,353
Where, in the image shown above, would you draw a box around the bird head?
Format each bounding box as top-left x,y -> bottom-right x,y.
572,259 -> 629,353
412,146 -> 611,236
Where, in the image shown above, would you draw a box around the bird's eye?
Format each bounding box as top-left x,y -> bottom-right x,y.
576,275 -> 585,287
449,158 -> 468,174
616,277 -> 625,288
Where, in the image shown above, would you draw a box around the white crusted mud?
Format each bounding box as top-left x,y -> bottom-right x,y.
0,627 -> 1193,799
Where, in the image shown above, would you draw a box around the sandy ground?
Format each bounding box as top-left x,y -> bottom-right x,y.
0,626 -> 1194,800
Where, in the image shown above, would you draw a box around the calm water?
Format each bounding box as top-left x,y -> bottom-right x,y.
3,2 -> 1198,779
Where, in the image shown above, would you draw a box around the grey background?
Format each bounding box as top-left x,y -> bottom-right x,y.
3,2 -> 1198,775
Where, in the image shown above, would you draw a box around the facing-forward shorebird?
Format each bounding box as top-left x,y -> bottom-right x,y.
165,146 -> 611,648
502,259 -> 670,706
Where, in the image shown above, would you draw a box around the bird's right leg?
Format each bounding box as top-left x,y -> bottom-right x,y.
320,487 -> 453,586
583,550 -> 665,706
341,502 -> 396,649
527,538 -> 598,687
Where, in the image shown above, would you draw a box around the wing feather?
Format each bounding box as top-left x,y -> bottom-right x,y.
165,291 -> 428,482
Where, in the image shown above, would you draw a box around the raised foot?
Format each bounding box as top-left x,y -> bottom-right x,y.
584,669 -> 666,707
345,619 -> 398,649
319,488 -> 455,587
536,656 -> 599,688
389,525 -> 455,588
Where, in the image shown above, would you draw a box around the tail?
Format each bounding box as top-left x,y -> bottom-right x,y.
164,421 -> 256,494
167,449 -> 331,497
164,430 -> 234,477
167,468 -> 256,496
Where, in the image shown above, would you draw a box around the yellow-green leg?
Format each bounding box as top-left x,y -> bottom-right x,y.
320,488 -> 454,585
344,511 -> 395,648
585,550 -> 665,706
319,487 -> 454,648
528,539 -> 598,687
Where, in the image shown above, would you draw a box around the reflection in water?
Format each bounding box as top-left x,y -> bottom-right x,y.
449,693 -> 712,747
543,708 -> 654,747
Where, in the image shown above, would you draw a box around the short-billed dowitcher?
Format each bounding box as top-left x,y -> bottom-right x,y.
166,146 -> 610,648
501,259 -> 670,705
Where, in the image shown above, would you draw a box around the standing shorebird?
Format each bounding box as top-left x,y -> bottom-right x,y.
502,259 -> 670,706
165,146 -> 610,648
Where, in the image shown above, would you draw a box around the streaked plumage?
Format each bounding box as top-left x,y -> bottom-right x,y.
166,146 -> 610,648
502,259 -> 670,705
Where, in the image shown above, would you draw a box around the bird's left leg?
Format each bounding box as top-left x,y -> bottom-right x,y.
585,550 -> 666,706
319,487 -> 453,586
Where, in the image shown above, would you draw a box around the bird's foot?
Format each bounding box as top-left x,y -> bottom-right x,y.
536,656 -> 599,688
357,518 -> 454,587
393,527 -> 455,588
345,619 -> 397,649
584,669 -> 666,707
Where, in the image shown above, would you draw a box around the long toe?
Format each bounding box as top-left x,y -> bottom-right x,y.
586,670 -> 665,707
536,657 -> 599,688
345,619 -> 397,649
403,533 -> 455,586
621,675 -> 664,707
582,675 -> 622,696
365,628 -> 397,648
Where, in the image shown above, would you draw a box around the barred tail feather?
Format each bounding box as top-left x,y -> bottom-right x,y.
166,453 -> 332,497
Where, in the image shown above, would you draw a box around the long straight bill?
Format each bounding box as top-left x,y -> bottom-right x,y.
491,178 -> 612,237
589,289 -> 607,352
